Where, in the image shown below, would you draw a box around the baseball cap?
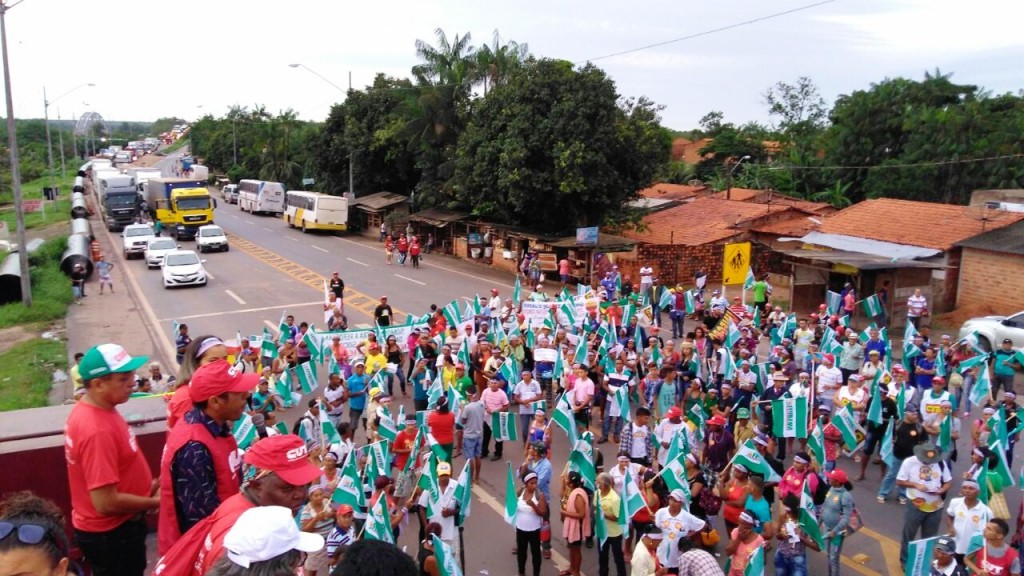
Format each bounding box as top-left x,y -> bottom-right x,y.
668,489 -> 687,502
665,406 -> 682,419
79,344 -> 148,380
823,353 -> 835,364
934,536 -> 956,554
735,407 -> 750,419
826,469 -> 849,484
243,435 -> 323,485
189,359 -> 260,402
707,415 -> 727,426
223,506 -> 324,569
337,504 -> 355,516
437,462 -> 452,476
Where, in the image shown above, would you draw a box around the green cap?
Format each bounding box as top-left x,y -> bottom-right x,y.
79,344 -> 149,381
735,407 -> 750,419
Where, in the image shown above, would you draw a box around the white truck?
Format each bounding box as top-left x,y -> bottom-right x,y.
125,167 -> 163,192
189,165 -> 210,181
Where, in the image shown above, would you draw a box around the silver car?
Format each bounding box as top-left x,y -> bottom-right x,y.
958,311 -> 1024,351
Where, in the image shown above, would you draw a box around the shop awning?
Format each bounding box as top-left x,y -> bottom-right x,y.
409,208 -> 471,227
774,248 -> 947,271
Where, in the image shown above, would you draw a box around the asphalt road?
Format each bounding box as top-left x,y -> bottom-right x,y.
117,154 -> 1021,575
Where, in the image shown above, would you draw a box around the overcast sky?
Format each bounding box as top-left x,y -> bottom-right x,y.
5,0 -> 1022,131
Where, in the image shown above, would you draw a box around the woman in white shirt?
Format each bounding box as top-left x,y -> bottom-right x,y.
515,472 -> 548,576
835,374 -> 868,422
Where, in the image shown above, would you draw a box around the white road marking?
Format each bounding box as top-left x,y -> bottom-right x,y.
243,219 -> 254,224
346,257 -> 369,267
163,301 -> 324,322
205,271 -> 215,280
312,245 -> 328,253
229,214 -> 239,219
286,236 -> 298,242
394,274 -> 425,286
264,320 -> 278,332
355,323 -> 372,329
262,226 -> 273,232
224,289 -> 246,305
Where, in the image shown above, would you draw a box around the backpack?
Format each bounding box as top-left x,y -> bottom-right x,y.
292,415 -> 314,436
698,466 -> 723,516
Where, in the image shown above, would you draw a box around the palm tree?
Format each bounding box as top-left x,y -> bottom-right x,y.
812,180 -> 853,208
475,29 -> 529,95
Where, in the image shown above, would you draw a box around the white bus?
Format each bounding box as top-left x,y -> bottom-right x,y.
237,179 -> 285,215
284,191 -> 348,233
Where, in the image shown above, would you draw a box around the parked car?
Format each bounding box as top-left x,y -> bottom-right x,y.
161,250 -> 208,288
196,225 -> 228,253
958,311 -> 1024,351
144,238 -> 179,268
122,223 -> 156,259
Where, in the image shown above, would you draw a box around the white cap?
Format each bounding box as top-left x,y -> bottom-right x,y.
223,506 -> 325,568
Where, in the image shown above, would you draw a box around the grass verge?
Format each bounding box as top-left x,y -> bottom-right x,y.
0,236 -> 73,328
161,137 -> 189,154
0,173 -> 76,230
0,337 -> 67,411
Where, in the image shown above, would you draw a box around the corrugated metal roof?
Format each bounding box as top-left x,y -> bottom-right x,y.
955,219 -> 1024,255
784,231 -> 941,260
349,191 -> 408,212
409,208 -> 471,227
775,248 -> 946,270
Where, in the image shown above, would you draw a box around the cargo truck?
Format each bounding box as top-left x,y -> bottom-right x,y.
125,167 -> 162,192
144,178 -> 216,240
98,174 -> 140,231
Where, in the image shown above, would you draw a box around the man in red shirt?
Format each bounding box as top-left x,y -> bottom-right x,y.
428,396 -> 457,463
64,343 -> 156,576
393,417 -> 421,499
158,359 -> 258,554
154,434 -> 323,576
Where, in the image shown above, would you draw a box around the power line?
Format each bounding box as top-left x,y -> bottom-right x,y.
577,0 -> 840,65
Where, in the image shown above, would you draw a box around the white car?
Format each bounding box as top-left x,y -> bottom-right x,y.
161,250 -> 208,288
122,224 -> 156,259
958,311 -> 1024,351
144,238 -> 179,268
196,225 -> 229,253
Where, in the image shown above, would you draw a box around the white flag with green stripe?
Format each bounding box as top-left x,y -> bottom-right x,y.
491,411 -> 519,442
771,397 -> 808,438
364,493 -> 395,543
503,462 -> 518,526
297,361 -> 318,394
231,413 -> 256,449
832,404 -> 862,451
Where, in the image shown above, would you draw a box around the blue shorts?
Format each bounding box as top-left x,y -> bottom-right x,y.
463,435 -> 482,459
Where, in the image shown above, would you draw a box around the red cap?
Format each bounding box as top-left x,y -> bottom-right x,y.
707,415 -> 727,426
491,288 -> 499,294
189,359 -> 259,402
336,504 -> 354,516
665,406 -> 683,419
826,469 -> 849,484
823,353 -> 835,364
892,365 -> 906,374
932,376 -> 946,384
243,435 -> 323,486
819,304 -> 827,309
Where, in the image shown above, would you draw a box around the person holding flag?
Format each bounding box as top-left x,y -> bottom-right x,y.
412,461 -> 461,563
481,378 -> 511,461
820,469 -> 855,576
857,374 -> 898,482
773,493 -> 822,576
653,489 -> 706,574
946,479 -> 992,561
594,473 -> 627,576
513,471 -> 548,576
427,396 -> 457,463
724,511 -> 764,576
964,518 -> 1019,576
896,441 -> 953,566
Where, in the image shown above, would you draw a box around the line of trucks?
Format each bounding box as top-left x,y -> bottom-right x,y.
84,159 -> 216,240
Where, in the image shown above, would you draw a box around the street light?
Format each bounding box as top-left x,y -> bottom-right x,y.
726,155 -> 752,201
1,0 -> 30,306
44,82 -> 94,194
288,63 -> 353,196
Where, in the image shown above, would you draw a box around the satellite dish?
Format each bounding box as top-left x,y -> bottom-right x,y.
963,204 -> 1009,232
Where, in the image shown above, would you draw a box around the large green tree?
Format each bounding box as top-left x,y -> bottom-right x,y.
451,58 -> 670,232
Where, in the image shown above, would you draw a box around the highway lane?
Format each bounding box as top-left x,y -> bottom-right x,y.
133,155 -> 1020,575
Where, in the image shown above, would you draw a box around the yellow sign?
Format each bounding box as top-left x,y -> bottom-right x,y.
722,242 -> 751,285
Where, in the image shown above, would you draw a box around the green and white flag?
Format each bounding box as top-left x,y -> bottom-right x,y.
970,364 -> 993,407
660,453 -> 689,496
274,369 -> 292,407
559,300 -> 577,327
366,441 -> 390,484
513,276 -> 522,307
862,294 -> 884,317
620,467 -> 646,532
297,361 -> 318,394
503,462 -> 518,526
659,288 -> 674,311
730,439 -> 781,483
958,352 -> 990,374
613,385 -> 633,423
807,419 -> 826,468
498,356 -> 519,384
491,411 -> 519,442
594,486 -> 609,547
683,290 -> 696,314
879,419 -> 895,467
403,428 -> 423,473
332,450 -> 366,508
904,536 -> 940,576
423,428 -> 449,462
364,493 -> 394,544
568,436 -> 597,490
442,300 -> 461,328
866,372 -> 884,425
743,267 -> 756,291
552,393 -> 579,446
688,404 -> 706,442
453,460 -> 473,526
744,543 -> 765,576
799,477 -> 824,550
987,437 -> 1015,489
967,532 -> 985,556
832,404 -> 862,451
378,406 -> 398,443
319,401 -> 341,444
416,456 -> 441,518
825,290 -> 842,316
771,397 -> 809,438
277,311 -> 290,345
427,372 -> 444,409
261,327 -> 278,359
231,413 -> 256,450
432,535 -> 463,576
302,326 -> 322,364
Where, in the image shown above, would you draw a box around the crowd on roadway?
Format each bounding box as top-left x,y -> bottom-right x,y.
9,264 -> 1024,576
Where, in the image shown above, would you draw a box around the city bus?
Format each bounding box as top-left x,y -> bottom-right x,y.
284,190 -> 348,233
237,179 -> 285,215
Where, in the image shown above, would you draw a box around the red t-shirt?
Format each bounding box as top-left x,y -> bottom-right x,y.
428,411 -> 456,444
65,402 -> 154,532
393,429 -> 419,470
154,492 -> 255,576
166,385 -> 192,430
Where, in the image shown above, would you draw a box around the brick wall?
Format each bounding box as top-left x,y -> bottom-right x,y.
618,242 -> 782,288
957,247 -> 1024,310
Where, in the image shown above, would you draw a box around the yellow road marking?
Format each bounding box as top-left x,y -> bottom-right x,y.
858,526 -> 903,576
471,484 -> 575,573
229,234 -> 406,323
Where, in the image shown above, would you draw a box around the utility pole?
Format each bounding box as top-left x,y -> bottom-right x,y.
348,71 -> 354,197
1,0 -> 31,306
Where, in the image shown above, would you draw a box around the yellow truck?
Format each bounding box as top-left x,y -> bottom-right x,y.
144,178 -> 217,240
